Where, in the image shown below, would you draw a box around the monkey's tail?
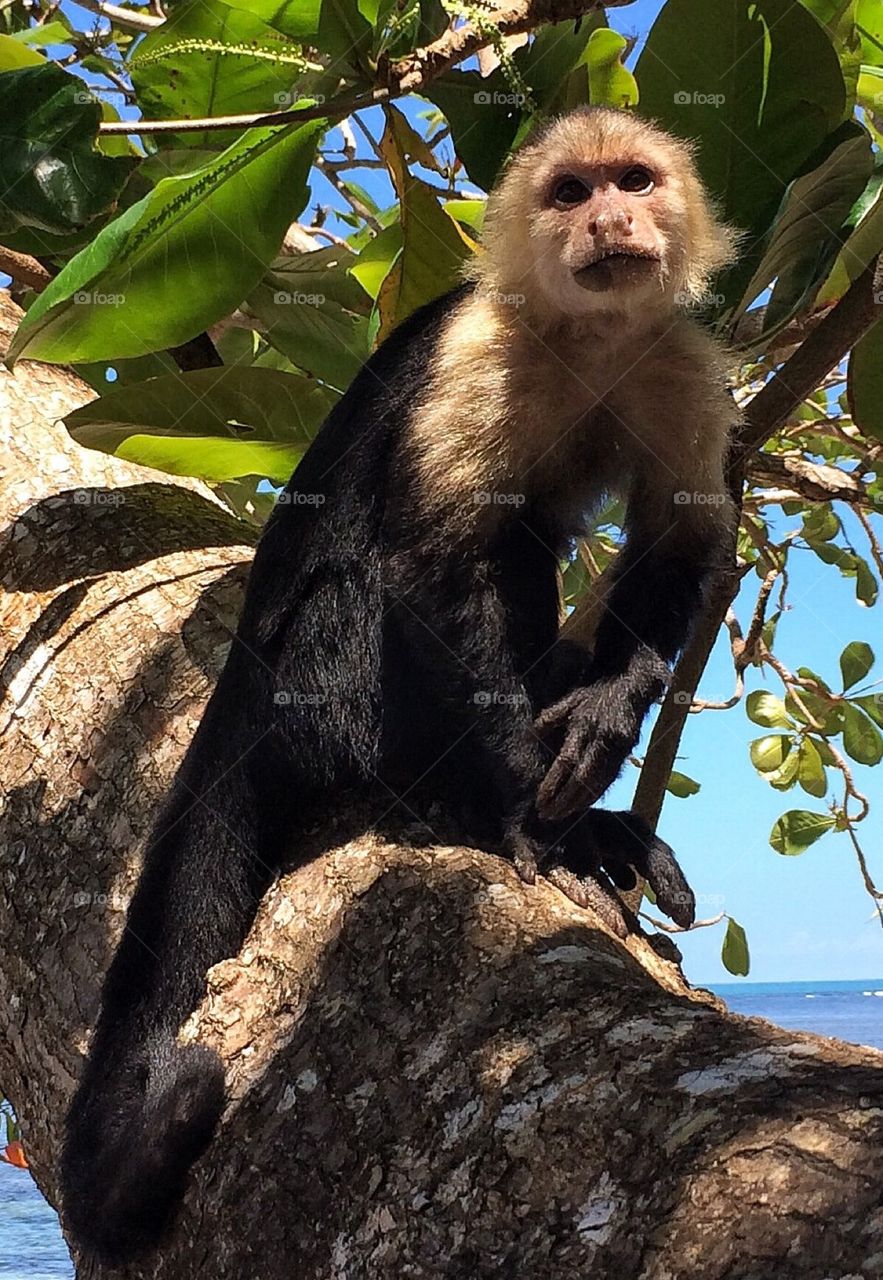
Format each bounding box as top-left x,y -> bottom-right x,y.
61,1032 -> 225,1264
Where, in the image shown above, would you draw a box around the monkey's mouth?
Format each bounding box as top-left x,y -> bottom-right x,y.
573,250 -> 661,292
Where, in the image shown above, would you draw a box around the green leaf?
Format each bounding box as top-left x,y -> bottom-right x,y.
784,688 -> 842,734
746,690 -> 792,728
8,117 -> 325,365
840,640 -> 875,690
842,702 -> 883,764
129,0 -> 316,147
734,125 -> 874,331
855,693 -> 883,727
12,19 -> 73,47
63,367 -> 336,483
423,69 -> 522,191
348,222 -> 403,300
722,918 -> 750,976
856,556 -> 879,605
802,504 -> 841,542
770,809 -> 836,854
749,734 -> 794,773
848,317 -> 883,443
0,32 -> 46,69
665,770 -> 701,797
375,105 -> 475,334
585,28 -> 639,109
214,0 -> 322,40
797,738 -> 828,798
0,63 -> 132,234
246,243 -> 372,390
817,182 -> 883,305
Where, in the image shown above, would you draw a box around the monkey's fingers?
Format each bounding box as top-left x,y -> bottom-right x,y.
536,735 -> 619,821
590,811 -> 696,930
642,835 -> 695,930
534,689 -> 586,736
545,866 -> 629,938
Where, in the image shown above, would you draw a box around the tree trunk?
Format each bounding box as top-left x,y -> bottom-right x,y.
1,291 -> 882,1280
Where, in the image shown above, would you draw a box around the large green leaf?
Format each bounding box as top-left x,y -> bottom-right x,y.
64,367 -> 336,482
770,809 -> 836,854
0,63 -> 132,234
8,118 -> 325,365
246,244 -> 372,390
0,32 -> 45,68
637,0 -> 846,303
129,0 -> 317,147
797,738 -> 828,798
749,734 -> 794,773
424,69 -> 523,192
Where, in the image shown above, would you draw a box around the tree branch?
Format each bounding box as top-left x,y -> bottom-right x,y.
0,245 -> 53,291
734,253 -> 883,464
98,0 -> 618,135
75,0 -> 163,31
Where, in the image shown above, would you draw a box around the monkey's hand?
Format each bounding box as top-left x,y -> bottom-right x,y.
535,680 -> 644,820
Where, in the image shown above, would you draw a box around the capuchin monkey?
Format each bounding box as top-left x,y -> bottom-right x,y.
62,107 -> 738,1262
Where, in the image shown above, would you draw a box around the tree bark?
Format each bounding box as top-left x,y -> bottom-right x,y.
1,291 -> 882,1280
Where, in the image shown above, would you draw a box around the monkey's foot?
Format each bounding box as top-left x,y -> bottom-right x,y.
554,809 -> 696,930
503,810 -> 694,936
534,683 -> 642,820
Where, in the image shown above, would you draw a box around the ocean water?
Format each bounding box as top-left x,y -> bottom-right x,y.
2,979 -> 882,1277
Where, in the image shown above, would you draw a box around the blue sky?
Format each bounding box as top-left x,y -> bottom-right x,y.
9,0 -> 882,985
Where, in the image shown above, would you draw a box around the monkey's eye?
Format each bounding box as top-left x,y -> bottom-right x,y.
552,176 -> 591,207
619,165 -> 654,194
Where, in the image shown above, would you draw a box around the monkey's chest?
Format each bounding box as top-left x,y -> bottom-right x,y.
514,405 -> 630,537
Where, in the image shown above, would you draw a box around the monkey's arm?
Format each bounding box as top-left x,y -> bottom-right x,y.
536,477 -> 732,822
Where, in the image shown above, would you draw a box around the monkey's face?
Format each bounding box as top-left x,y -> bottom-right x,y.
474,109 -> 735,327
528,153 -> 686,317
